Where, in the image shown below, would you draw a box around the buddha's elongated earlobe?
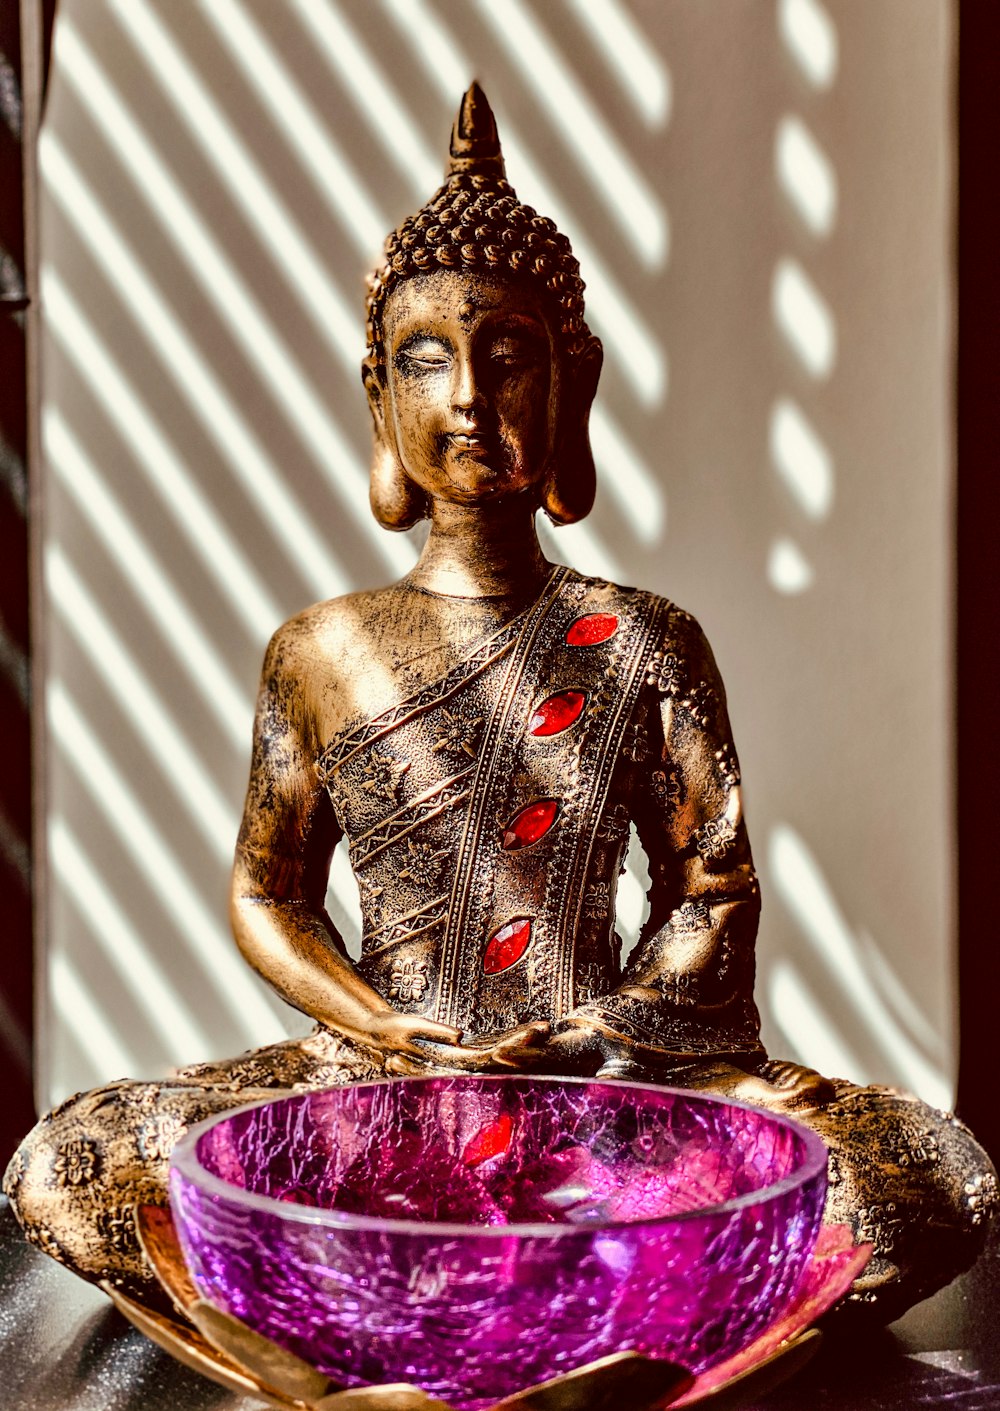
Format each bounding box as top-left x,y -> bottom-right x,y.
543,336 -> 603,527
370,439 -> 428,531
363,360 -> 428,531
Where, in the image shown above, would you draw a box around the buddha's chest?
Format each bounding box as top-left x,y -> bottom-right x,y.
316,572 -> 666,1030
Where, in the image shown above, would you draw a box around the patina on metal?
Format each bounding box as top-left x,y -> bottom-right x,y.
3,82 -> 996,1345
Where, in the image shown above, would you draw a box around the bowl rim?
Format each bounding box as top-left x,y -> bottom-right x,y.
169,1073 -> 829,1239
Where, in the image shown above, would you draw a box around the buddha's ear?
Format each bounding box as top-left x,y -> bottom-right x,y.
362,358 -> 428,532
542,336 -> 603,527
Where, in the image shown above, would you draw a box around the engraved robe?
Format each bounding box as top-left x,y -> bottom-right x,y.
316,567 -> 764,1064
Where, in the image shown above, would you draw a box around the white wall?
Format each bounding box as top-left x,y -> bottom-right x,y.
38,0 -> 953,1109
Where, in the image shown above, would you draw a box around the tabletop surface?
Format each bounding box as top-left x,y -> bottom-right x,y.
2,1197 -> 998,1410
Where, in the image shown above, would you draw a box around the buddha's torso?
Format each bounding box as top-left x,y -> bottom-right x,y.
298,568 -> 729,1038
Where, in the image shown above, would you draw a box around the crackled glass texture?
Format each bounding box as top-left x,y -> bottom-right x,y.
170,1076 -> 827,1410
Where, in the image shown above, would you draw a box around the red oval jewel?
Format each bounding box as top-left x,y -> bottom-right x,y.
462,1114 -> 513,1167
484,918 -> 532,974
566,613 -> 619,646
503,799 -> 559,850
528,690 -> 586,737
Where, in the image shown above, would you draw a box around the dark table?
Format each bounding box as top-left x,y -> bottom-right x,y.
2,1198 -> 998,1410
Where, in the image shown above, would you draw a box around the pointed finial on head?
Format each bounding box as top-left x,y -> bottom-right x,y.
447,81 -> 507,180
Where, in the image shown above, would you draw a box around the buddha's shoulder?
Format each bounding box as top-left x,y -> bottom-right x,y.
262,586 -> 411,674
610,585 -> 717,665
593,580 -> 707,642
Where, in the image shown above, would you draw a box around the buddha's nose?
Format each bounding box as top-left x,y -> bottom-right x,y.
451,353 -> 486,418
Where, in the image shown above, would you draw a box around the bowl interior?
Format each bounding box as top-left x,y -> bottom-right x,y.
176,1075 -> 824,1231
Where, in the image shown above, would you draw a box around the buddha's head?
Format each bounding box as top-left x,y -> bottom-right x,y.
362,84 -> 603,531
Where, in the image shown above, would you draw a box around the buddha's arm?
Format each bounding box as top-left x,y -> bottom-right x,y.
555,612 -> 764,1072
230,623 -> 461,1060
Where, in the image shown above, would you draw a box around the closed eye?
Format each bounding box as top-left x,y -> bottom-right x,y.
396,335 -> 452,371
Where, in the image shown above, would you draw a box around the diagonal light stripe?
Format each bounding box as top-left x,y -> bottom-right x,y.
769,824 -> 950,1105
48,679 -> 288,1042
51,817 -> 213,1062
50,950 -> 134,1082
590,406 -> 666,544
563,0 -> 671,127
190,0 -> 387,256
385,0 -> 666,407
107,0 -> 376,350
778,0 -> 838,90
47,545 -> 237,859
769,960 -> 870,1088
859,928 -> 948,1064
768,397 -> 833,520
775,115 -> 837,238
287,0 -> 439,197
536,514 -> 623,585
42,269 -> 281,638
44,409 -> 251,751
0,985 -> 31,1079
767,535 -> 813,594
57,16 -> 412,575
41,133 -> 350,600
0,613 -> 29,705
772,257 -> 836,379
472,0 -> 667,266
0,805 -> 30,890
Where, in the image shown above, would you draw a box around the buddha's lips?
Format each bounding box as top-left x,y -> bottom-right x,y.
445,431 -> 493,457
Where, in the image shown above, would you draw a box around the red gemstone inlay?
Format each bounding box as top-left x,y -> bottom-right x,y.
528,690 -> 586,737
503,799 -> 559,850
276,1187 -> 319,1207
462,1114 -> 513,1167
566,613 -> 619,646
484,918 -> 532,974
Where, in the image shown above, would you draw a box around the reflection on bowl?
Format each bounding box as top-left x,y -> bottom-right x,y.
169,1075 -> 828,1411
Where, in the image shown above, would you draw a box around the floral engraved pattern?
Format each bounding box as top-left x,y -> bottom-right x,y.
651,768 -> 682,809
714,742 -> 741,788
854,1202 -> 899,1255
624,722 -> 650,763
398,839 -> 449,890
29,1225 -> 66,1262
597,802 -> 630,842
964,1170 -> 999,1226
669,900 -> 712,939
137,1113 -> 187,1163
678,680 -> 717,730
359,750 -> 411,804
389,957 -> 429,1004
97,1204 -> 138,1255
222,1059 -> 277,1091
646,649 -> 685,697
432,708 -> 483,759
53,1137 -> 99,1188
3,1148 -> 25,1197
891,1128 -> 940,1169
658,970 -> 698,1007
126,1083 -> 162,1112
355,870 -> 386,905
583,882 -> 611,920
695,815 -> 739,863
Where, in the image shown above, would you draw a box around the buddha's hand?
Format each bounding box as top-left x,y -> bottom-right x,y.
386,1021 -> 552,1076
362,1010 -> 468,1076
535,1016 -> 668,1079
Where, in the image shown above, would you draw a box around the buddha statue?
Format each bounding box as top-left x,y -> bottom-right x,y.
5,84 -> 995,1327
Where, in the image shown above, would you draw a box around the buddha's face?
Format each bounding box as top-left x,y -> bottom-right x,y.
378,270 -> 556,508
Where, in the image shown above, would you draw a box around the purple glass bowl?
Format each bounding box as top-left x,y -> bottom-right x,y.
169,1075 -> 828,1410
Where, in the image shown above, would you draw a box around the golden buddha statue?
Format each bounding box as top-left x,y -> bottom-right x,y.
5,84 -> 995,1326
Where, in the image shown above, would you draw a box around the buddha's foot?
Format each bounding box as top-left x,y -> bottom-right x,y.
2,1027 -> 377,1303
680,1058 -> 999,1322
